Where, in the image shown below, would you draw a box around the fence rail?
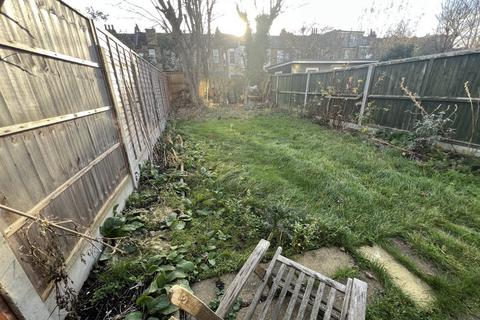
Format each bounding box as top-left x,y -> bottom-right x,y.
272,49 -> 480,146
0,1 -> 170,318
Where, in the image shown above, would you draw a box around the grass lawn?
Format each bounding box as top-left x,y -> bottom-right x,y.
79,110 -> 480,320
173,112 -> 480,319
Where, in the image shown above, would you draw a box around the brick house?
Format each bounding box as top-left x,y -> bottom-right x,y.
111,26 -> 377,77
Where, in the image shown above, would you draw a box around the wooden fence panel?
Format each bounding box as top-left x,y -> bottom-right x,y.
96,28 -> 169,185
0,0 -> 130,297
273,50 -> 480,146
0,0 -> 97,63
0,0 -> 170,315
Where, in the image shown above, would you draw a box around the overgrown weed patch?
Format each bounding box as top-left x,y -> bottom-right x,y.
77,111 -> 480,320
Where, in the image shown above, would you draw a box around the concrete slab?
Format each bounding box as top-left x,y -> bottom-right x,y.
358,245 -> 434,307
292,247 -> 355,278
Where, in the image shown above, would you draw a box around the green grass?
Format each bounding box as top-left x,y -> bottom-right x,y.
173,112 -> 480,319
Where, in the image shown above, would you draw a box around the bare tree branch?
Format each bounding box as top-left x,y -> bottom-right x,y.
437,0 -> 480,50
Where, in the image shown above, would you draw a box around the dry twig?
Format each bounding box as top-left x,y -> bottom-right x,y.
0,204 -> 125,254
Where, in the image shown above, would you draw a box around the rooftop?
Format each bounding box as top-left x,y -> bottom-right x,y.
265,59 -> 378,71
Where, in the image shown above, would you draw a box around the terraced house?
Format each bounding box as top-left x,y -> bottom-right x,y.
111,26 -> 377,77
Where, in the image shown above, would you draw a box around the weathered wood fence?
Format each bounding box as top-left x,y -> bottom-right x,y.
0,1 -> 170,319
272,50 -> 480,146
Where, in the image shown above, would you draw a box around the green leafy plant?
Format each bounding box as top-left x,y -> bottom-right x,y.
134,246 -> 196,318
209,281 -> 242,320
291,221 -> 317,252
100,211 -> 145,238
127,190 -> 159,209
163,211 -> 192,231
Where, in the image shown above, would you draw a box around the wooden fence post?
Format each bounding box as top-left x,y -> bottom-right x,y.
358,64 -> 375,126
304,72 -> 311,109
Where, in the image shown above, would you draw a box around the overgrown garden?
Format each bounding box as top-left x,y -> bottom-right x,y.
76,109 -> 480,320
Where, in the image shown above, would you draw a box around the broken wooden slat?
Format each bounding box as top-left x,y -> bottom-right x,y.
272,268 -> 296,320
243,245 -> 283,320
347,279 -> 368,320
310,282 -> 326,320
323,287 -> 337,320
283,272 -> 305,320
169,285 -> 222,320
216,239 -> 271,318
258,263 -> 287,320
339,279 -> 353,320
296,276 -> 315,320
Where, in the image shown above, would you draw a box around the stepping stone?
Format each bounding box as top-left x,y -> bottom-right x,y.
358,245 -> 434,307
292,247 -> 354,277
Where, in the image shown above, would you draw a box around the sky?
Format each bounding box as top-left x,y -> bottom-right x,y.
65,0 -> 443,37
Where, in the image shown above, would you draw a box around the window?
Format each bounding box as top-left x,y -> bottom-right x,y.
266,49 -> 272,65
148,48 -> 157,63
343,48 -> 353,60
277,50 -> 284,63
229,49 -> 235,65
212,49 -> 219,64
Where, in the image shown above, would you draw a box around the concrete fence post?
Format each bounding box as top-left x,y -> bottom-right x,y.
303,72 -> 311,109
358,64 -> 375,126
275,75 -> 280,105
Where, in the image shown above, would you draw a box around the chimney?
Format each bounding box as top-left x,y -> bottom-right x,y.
145,28 -> 157,46
105,24 -> 116,34
134,24 -> 140,48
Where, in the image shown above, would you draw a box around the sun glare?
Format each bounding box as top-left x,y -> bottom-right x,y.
221,15 -> 247,36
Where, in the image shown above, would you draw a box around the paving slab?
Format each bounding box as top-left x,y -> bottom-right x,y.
359,245 -> 434,307
292,247 -> 355,277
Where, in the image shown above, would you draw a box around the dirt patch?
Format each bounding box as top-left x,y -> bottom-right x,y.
359,245 -> 434,307
391,238 -> 438,276
356,270 -> 384,303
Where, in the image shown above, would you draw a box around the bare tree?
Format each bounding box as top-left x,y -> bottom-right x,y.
237,0 -> 284,87
375,19 -> 416,60
152,0 -> 216,107
86,6 -> 109,22
437,0 -> 480,51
